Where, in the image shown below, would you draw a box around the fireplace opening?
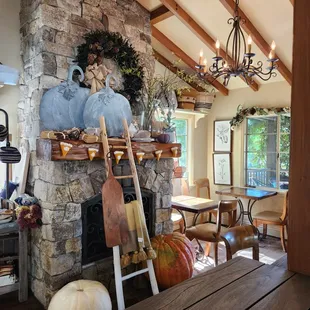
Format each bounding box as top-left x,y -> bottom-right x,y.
81,187 -> 156,265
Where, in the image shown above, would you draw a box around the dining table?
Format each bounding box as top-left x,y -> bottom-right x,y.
171,195 -> 219,231
128,255 -> 310,310
215,187 -> 277,225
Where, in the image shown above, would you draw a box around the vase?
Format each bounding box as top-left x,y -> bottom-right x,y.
163,129 -> 176,143
132,106 -> 145,131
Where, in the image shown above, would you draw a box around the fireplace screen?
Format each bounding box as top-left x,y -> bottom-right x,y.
81,187 -> 155,265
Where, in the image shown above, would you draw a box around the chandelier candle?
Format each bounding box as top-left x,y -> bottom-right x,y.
203,59 -> 208,73
270,41 -> 276,59
247,35 -> 252,54
215,40 -> 220,57
199,49 -> 204,65
196,0 -> 279,86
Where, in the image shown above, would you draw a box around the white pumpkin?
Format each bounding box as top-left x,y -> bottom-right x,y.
48,280 -> 112,310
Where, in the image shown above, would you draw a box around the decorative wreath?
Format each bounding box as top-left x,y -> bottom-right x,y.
230,105 -> 291,129
76,30 -> 144,105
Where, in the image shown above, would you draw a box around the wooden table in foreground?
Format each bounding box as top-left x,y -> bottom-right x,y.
171,196 -> 218,230
215,187 -> 277,224
128,256 -> 310,310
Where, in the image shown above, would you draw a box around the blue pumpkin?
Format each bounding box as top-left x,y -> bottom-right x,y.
40,65 -> 89,130
83,75 -> 132,137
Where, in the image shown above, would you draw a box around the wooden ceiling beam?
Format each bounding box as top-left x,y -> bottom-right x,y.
153,50 -> 205,92
152,26 -> 229,96
160,0 -> 259,92
151,5 -> 173,25
220,0 -> 292,85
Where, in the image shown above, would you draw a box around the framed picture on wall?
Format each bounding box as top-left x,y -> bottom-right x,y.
214,120 -> 232,152
213,153 -> 232,185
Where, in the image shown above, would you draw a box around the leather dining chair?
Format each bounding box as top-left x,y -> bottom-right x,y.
252,191 -> 288,252
221,225 -> 259,261
186,200 -> 237,266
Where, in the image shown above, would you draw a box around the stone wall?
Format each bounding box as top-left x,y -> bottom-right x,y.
29,158 -> 174,307
18,0 -> 162,307
19,0 -> 153,151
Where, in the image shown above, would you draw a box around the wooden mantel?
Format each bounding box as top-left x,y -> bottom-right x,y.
36,139 -> 181,161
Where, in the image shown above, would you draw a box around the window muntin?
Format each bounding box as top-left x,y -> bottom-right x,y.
245,115 -> 290,189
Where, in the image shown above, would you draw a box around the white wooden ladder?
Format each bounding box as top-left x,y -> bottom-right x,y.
100,117 -> 159,310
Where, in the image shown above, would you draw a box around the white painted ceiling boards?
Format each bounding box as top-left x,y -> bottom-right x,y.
137,0 -> 293,92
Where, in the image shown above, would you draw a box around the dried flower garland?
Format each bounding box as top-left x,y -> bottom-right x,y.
15,194 -> 42,230
76,30 -> 144,105
230,105 -> 291,129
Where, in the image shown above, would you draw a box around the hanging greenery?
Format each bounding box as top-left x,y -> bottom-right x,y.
231,105 -> 291,129
76,30 -> 144,105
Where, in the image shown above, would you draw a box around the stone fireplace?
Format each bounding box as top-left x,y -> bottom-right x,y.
29,157 -> 173,306
17,0 -> 174,307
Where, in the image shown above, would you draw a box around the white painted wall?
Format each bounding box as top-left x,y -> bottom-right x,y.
0,0 -> 21,185
206,81 -> 291,237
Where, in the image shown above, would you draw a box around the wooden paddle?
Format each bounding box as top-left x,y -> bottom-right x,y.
100,117 -> 129,248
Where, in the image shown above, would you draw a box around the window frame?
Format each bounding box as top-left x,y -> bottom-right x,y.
244,114 -> 290,190
174,114 -> 194,185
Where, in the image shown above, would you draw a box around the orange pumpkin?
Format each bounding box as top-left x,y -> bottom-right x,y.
151,232 -> 196,289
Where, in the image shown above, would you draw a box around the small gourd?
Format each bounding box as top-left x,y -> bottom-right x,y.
40,65 -> 89,130
83,74 -> 132,137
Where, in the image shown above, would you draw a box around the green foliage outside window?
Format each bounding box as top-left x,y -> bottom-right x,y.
245,115 -> 290,189
174,119 -> 188,177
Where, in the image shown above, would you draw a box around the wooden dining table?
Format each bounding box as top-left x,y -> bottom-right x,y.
128,255 -> 310,310
171,195 -> 219,231
215,187 -> 277,225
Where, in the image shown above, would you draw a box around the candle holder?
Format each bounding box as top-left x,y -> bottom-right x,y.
136,152 -> 145,164
155,150 -> 162,161
114,151 -> 124,164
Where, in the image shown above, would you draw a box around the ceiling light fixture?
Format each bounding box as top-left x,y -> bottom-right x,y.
196,0 -> 279,86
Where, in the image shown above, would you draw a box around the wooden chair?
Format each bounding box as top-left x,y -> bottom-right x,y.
195,178 -> 235,226
252,191 -> 288,252
221,225 -> 259,261
171,178 -> 189,233
185,200 -> 237,266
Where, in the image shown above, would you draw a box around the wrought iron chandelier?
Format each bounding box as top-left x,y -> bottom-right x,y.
196,0 -> 279,86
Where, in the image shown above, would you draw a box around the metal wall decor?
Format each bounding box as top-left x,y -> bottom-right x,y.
0,109 -> 21,199
196,0 -> 279,86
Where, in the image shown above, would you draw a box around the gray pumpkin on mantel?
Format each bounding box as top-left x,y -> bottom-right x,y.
83,74 -> 132,137
40,65 -> 89,131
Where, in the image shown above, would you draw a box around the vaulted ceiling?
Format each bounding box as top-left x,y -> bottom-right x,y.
137,0 -> 294,94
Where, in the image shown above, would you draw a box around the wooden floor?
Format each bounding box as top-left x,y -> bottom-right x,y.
193,235 -> 286,276
0,236 -> 286,309
0,291 -> 43,310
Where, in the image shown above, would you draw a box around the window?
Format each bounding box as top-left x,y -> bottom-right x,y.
245,115 -> 290,189
174,119 -> 188,178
